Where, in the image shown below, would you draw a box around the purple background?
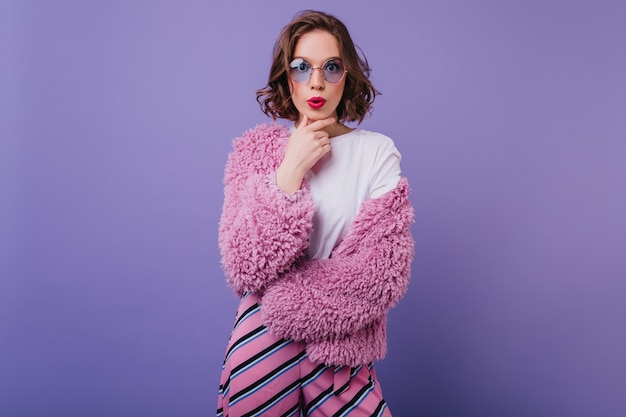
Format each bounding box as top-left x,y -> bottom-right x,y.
1,1 -> 625,416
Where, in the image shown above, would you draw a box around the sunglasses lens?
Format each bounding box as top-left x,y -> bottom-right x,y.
288,58 -> 346,83
289,58 -> 311,83
323,59 -> 345,83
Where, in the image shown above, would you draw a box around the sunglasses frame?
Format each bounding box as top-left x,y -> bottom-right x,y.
288,57 -> 348,84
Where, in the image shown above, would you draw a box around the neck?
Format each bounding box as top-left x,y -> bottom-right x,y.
327,122 -> 353,138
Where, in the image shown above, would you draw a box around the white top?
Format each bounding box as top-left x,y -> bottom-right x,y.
302,128 -> 401,259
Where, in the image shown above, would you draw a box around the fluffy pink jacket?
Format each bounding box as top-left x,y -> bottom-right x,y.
219,123 -> 414,367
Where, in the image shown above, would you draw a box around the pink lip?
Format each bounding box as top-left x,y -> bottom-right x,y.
307,97 -> 326,109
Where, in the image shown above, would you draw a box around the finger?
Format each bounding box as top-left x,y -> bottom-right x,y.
307,116 -> 336,132
313,130 -> 330,141
297,114 -> 309,130
317,135 -> 331,146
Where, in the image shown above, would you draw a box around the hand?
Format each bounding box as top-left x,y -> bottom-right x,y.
276,115 -> 335,194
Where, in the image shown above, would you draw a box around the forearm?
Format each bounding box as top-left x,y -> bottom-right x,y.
261,178 -> 415,341
219,172 -> 315,295
261,228 -> 413,342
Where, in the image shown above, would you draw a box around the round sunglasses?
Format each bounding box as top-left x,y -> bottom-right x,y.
289,57 -> 347,83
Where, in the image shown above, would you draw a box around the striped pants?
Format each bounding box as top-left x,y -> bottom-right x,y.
217,293 -> 392,417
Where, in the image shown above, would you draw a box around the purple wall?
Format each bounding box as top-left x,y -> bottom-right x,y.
1,1 -> 625,416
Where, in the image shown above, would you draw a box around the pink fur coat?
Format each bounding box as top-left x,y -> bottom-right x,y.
219,123 -> 414,367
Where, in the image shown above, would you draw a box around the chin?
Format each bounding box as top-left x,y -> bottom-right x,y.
295,104 -> 337,123
309,110 -> 336,121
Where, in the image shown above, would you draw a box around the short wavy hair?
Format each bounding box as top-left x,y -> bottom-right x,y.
256,10 -> 380,124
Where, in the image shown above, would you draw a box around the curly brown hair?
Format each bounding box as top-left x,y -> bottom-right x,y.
256,10 -> 380,124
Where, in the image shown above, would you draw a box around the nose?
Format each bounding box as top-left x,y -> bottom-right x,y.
309,67 -> 325,90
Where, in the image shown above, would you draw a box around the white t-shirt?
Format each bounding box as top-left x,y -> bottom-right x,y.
303,128 -> 401,259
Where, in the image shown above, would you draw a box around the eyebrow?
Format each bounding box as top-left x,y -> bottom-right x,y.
291,56 -> 342,64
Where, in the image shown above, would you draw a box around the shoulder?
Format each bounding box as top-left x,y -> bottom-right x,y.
345,130 -> 401,172
350,129 -> 399,153
360,177 -> 413,228
226,122 -> 290,173
232,122 -> 290,154
353,129 -> 394,143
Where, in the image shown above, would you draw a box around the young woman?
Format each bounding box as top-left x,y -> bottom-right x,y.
217,10 -> 414,417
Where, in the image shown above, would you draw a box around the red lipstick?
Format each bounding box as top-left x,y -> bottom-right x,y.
307,97 -> 326,109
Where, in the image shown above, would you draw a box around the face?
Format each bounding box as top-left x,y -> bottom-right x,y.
288,30 -> 346,125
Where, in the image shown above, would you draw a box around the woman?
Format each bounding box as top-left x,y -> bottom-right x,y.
217,10 -> 414,417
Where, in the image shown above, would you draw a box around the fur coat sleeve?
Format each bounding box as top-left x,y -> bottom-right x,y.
260,178 -> 414,343
218,124 -> 316,296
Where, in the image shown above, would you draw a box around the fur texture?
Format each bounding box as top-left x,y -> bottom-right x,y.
219,123 -> 414,367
